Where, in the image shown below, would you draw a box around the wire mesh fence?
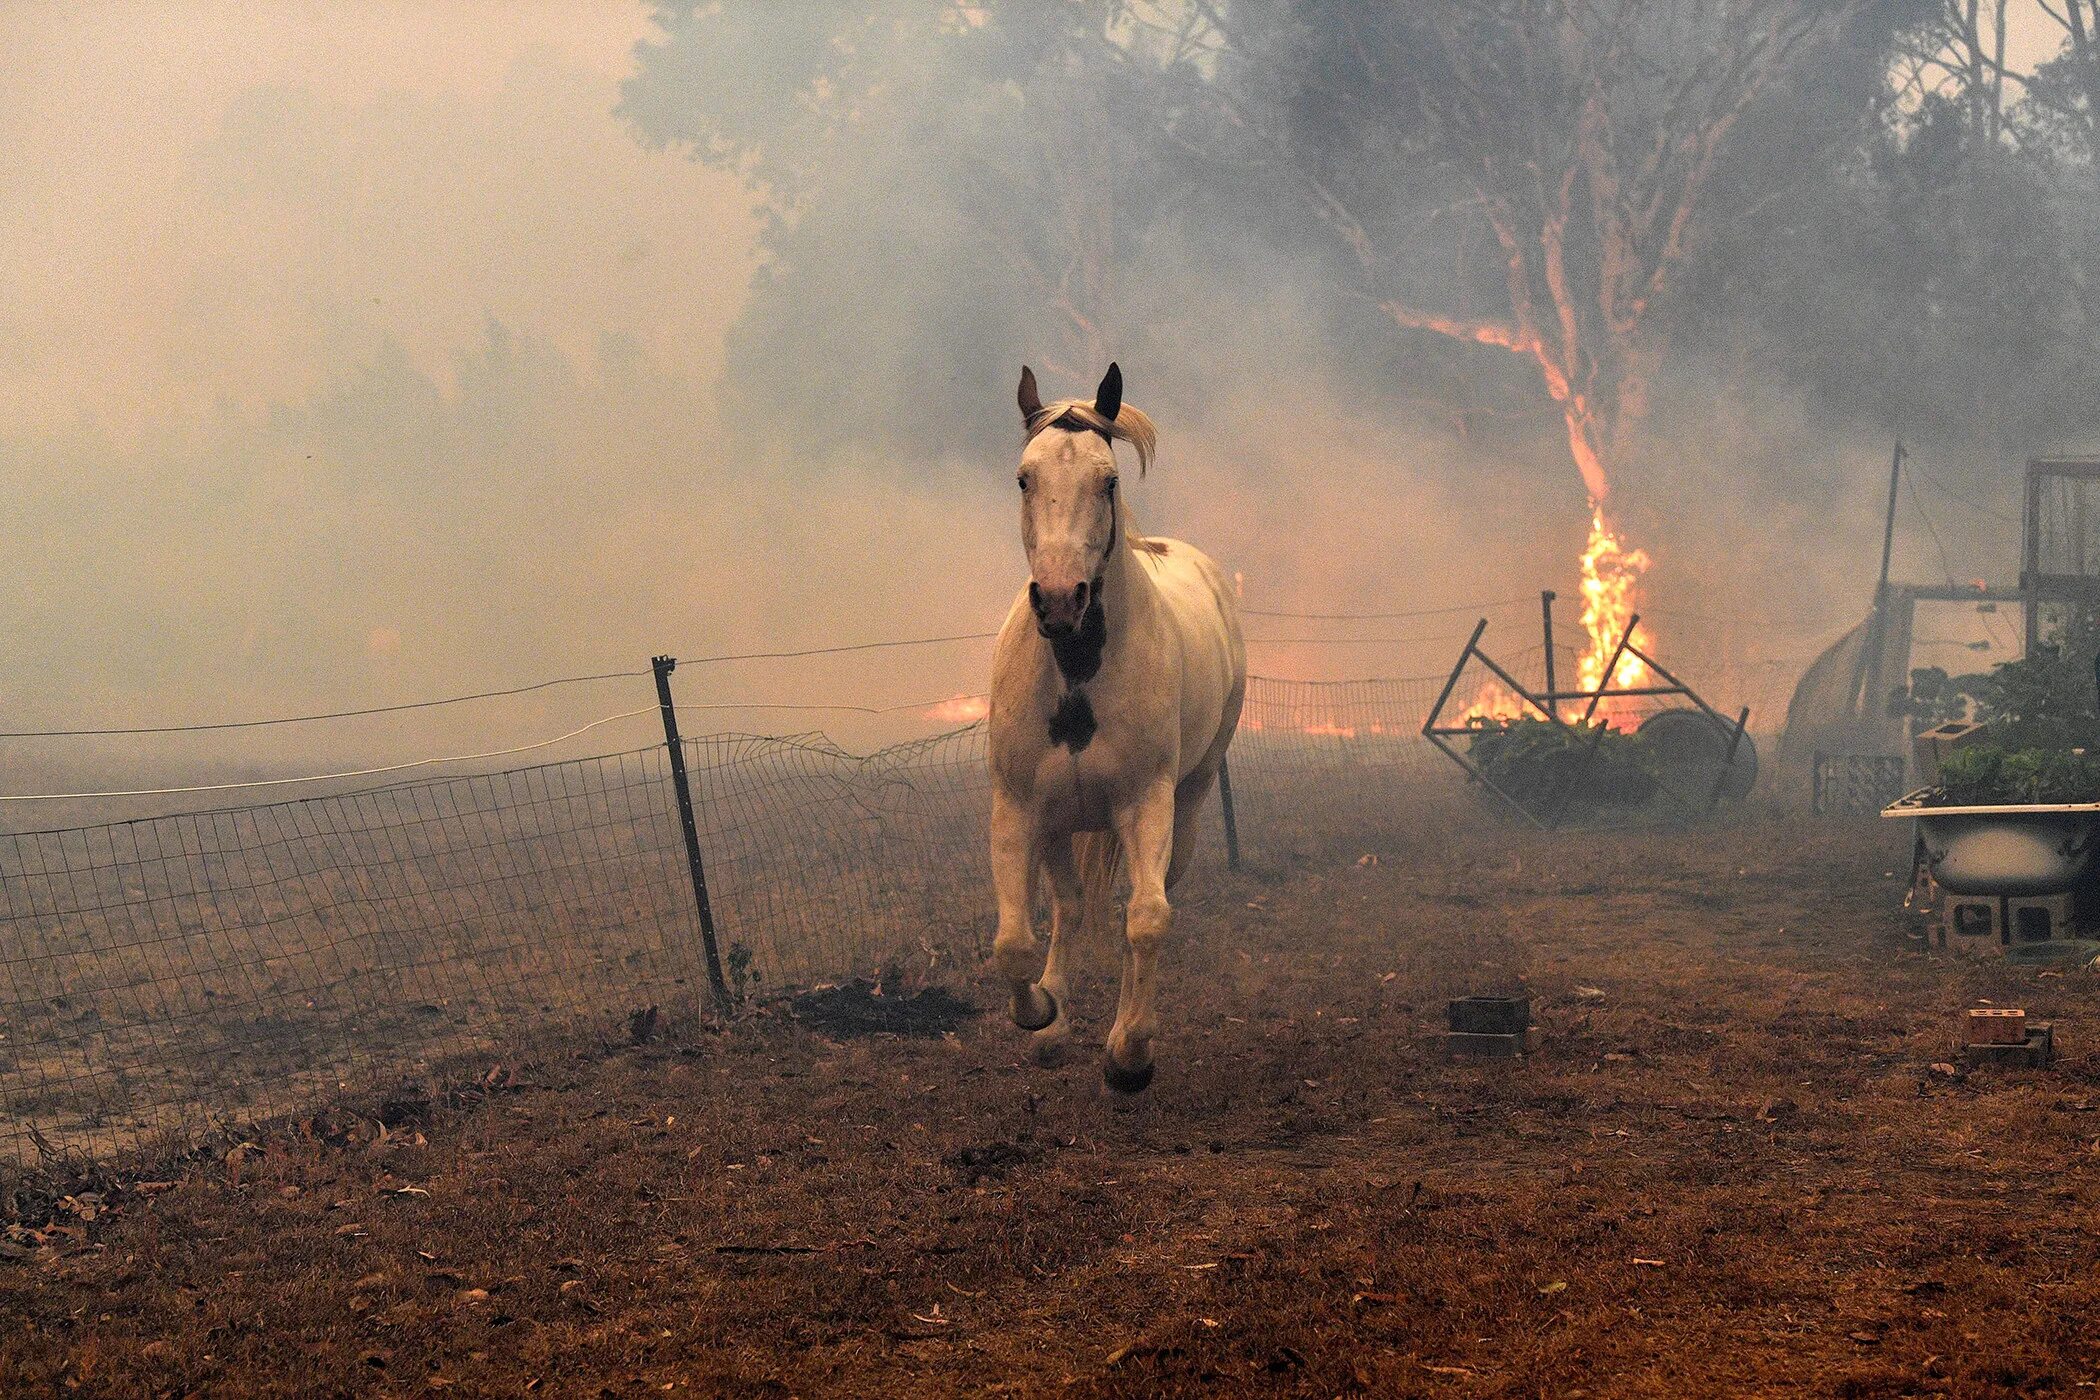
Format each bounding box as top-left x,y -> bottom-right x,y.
0,665 -> 1588,1168
0,749 -> 702,1167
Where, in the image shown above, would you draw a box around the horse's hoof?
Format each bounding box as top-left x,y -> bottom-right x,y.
1012,986 -> 1058,1032
1102,1057 -> 1155,1095
1029,1025 -> 1071,1067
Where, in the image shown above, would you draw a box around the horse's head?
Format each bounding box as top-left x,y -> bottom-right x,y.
1014,362 -> 1150,639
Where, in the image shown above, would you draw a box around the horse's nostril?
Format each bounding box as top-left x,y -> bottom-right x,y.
1074,580 -> 1089,608
1029,581 -> 1043,611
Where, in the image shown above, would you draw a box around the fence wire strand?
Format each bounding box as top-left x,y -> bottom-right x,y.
2,665 -> 1694,1168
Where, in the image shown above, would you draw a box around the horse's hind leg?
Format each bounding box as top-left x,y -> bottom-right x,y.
990,790 -> 1056,1031
1165,770 -> 1215,891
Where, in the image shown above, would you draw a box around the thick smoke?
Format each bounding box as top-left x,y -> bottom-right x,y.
3,2 -> 2092,826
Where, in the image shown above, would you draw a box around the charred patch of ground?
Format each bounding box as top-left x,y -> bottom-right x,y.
785,976 -> 980,1039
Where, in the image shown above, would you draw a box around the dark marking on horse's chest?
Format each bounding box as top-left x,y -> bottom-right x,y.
1048,691 -> 1097,752
1050,598 -> 1107,683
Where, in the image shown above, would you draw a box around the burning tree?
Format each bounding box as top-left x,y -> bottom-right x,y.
1156,0 -> 1873,707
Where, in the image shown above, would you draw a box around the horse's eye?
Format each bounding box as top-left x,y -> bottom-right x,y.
1105,476 -> 1119,493
1017,475 -> 1028,492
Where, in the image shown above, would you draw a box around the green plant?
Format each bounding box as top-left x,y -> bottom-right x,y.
1466,717 -> 1658,814
1936,743 -> 2100,805
725,941 -> 759,1001
1972,607 -> 2100,752
1914,610 -> 2100,806
1893,665 -> 1990,729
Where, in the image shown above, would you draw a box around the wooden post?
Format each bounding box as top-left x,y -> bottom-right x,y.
652,656 -> 731,1008
1218,755 -> 1242,872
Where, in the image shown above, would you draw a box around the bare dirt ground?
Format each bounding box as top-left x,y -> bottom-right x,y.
9,802 -> 2100,1397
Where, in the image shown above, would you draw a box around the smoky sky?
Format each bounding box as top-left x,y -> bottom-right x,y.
0,2 -> 2081,820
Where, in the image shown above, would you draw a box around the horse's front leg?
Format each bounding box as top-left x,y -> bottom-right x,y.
989,789 -> 1056,1031
1104,776 -> 1177,1093
1029,835 -> 1083,1063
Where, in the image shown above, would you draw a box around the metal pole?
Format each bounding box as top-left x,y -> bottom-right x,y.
1876,442 -> 1906,602
1540,591 -> 1558,721
2025,460 -> 2044,654
1218,755 -> 1242,872
1550,613 -> 1643,827
1849,441 -> 1905,715
1702,706 -> 1753,815
1422,618 -> 1493,737
1579,613 -> 1641,726
652,656 -> 731,1008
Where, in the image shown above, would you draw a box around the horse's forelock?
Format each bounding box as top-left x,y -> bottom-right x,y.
1024,399 -> 1156,477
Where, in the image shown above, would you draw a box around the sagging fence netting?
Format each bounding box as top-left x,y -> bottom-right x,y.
0,668 -> 1528,1167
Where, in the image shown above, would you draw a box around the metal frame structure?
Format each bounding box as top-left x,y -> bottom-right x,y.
2021,456 -> 2100,652
1421,594 -> 1752,829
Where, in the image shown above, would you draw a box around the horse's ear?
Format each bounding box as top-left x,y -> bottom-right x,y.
1094,362 -> 1122,422
1017,365 -> 1042,426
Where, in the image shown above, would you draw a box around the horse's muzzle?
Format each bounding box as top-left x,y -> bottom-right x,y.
1030,575 -> 1098,636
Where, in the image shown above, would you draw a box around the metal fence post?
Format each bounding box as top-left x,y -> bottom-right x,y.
652,656 -> 732,1007
1540,590 -> 1558,711
1218,753 -> 1242,871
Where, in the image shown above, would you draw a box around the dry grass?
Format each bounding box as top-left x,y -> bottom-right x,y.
8,802 -> 2100,1396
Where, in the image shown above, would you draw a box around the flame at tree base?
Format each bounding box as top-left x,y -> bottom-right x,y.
1573,502 -> 1652,729
1451,502 -> 1654,731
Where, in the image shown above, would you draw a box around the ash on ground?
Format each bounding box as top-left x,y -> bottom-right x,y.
786,978 -> 978,1039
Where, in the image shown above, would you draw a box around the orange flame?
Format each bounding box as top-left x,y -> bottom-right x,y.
1458,678 -> 1530,728
1574,503 -> 1652,728
925,694 -> 989,724
1241,716 -> 1403,738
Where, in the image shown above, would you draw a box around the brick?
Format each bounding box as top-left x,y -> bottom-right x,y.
1965,1008 -> 2028,1046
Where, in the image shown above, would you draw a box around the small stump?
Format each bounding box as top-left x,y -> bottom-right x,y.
1445,995 -> 1541,1059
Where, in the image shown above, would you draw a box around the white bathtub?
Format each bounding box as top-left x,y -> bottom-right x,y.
1884,789 -> 2100,897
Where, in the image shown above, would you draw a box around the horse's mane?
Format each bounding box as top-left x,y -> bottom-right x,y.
1024,399 -> 1168,555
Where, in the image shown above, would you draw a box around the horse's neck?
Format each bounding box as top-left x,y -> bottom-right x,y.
1093,527 -> 1159,659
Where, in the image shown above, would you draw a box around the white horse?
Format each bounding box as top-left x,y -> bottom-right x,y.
988,363 -> 1246,1093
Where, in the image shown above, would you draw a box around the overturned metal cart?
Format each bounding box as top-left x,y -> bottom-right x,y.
1421,591 -> 1755,828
